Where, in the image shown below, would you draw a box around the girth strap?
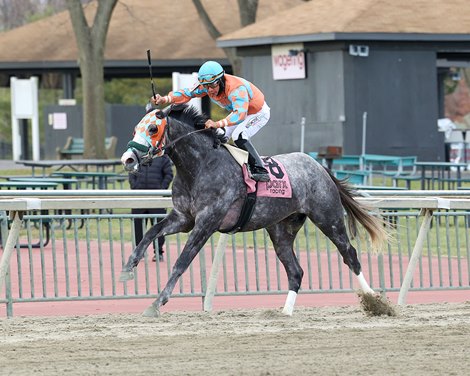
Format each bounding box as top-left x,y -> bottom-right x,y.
221,185 -> 257,234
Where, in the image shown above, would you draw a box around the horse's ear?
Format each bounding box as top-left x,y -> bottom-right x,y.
145,103 -> 153,114
155,109 -> 165,119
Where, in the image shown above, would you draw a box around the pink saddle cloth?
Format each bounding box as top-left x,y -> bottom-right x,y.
242,156 -> 292,198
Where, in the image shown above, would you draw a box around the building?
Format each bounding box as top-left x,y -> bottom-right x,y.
0,0 -> 302,158
218,0 -> 470,159
1,0 -> 470,160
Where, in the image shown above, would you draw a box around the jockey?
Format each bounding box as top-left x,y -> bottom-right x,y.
151,60 -> 270,182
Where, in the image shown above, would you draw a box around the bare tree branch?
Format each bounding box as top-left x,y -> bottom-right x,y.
237,0 -> 258,27
192,0 -> 221,39
191,0 -> 260,75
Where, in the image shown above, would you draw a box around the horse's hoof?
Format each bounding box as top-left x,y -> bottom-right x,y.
119,270 -> 134,282
142,305 -> 160,318
358,291 -> 397,317
282,307 -> 293,316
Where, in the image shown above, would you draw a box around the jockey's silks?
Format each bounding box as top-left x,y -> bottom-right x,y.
168,74 -> 265,127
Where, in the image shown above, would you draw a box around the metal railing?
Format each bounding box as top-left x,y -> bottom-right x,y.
0,190 -> 469,317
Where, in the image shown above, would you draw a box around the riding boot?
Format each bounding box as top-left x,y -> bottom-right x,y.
235,138 -> 270,182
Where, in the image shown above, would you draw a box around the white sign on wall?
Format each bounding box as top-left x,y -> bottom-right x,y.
52,113 -> 68,130
10,77 -> 40,161
271,43 -> 306,80
172,72 -> 201,112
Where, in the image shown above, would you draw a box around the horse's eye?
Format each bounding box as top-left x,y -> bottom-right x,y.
148,124 -> 158,135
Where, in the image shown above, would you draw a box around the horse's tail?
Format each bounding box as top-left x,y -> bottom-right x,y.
325,168 -> 388,249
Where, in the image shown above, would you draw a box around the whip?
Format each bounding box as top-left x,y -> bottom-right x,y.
145,49 -> 157,113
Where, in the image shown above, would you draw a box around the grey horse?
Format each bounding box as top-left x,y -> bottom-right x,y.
120,104 -> 388,317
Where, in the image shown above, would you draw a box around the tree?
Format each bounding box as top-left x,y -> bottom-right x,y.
192,0 -> 259,74
66,0 -> 117,159
192,0 -> 311,74
0,0 -> 68,31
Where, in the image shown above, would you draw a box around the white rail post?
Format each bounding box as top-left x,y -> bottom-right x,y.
360,111 -> 367,171
0,211 -> 23,294
398,209 -> 433,305
203,233 -> 229,312
300,117 -> 306,153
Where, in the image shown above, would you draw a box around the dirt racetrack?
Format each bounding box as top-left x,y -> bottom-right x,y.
1,302 -> 469,375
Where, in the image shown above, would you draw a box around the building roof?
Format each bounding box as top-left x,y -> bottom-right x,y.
0,0 -> 302,73
218,0 -> 470,47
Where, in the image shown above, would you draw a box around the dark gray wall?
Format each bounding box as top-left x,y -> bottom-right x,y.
43,104 -> 145,159
106,104 -> 147,156
238,41 -> 445,160
43,105 -> 82,159
343,43 -> 444,160
242,49 -> 345,156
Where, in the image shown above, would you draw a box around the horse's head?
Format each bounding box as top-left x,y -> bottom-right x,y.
121,107 -> 171,172
122,104 -> 225,172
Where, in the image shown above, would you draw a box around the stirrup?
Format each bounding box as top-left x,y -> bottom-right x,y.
249,165 -> 270,182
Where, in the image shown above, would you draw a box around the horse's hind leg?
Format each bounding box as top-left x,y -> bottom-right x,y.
307,210 -> 374,294
266,213 -> 307,316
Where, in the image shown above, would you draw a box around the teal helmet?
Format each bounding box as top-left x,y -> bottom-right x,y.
198,61 -> 224,84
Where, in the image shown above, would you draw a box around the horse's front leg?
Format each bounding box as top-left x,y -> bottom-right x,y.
119,210 -> 193,281
142,225 -> 215,317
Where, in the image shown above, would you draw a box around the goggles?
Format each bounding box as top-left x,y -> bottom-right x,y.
199,72 -> 223,85
201,80 -> 220,89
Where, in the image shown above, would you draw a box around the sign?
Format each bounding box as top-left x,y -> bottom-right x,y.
271,43 -> 306,80
172,72 -> 201,111
52,113 -> 68,130
11,77 -> 37,118
10,77 -> 40,160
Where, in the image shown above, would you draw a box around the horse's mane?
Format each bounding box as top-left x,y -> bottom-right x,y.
167,104 -> 209,130
162,104 -> 227,148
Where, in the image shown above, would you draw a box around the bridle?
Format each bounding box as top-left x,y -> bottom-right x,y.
127,115 -> 213,167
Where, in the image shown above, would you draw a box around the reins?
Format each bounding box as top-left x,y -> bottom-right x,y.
160,126 -> 210,152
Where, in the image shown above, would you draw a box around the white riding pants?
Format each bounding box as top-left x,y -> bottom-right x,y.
224,102 -> 270,141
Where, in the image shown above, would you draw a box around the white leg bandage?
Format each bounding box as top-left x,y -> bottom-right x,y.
282,290 -> 297,316
357,272 -> 374,294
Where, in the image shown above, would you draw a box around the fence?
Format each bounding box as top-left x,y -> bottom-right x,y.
1,190 -> 469,317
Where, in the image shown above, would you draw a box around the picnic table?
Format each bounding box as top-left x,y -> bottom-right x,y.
7,177 -> 79,190
51,171 -> 125,190
414,161 -> 468,189
355,185 -> 407,191
0,181 -> 58,190
334,170 -> 370,185
0,180 -> 57,248
16,159 -> 122,177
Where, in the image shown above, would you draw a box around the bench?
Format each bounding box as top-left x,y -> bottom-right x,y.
333,169 -> 370,186
392,174 -> 421,189
331,155 -> 362,170
56,136 -> 117,159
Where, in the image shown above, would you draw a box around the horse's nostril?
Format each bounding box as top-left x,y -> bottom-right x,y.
125,158 -> 134,165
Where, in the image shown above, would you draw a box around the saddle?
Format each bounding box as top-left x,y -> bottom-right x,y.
223,143 -> 248,166
220,144 -> 292,233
